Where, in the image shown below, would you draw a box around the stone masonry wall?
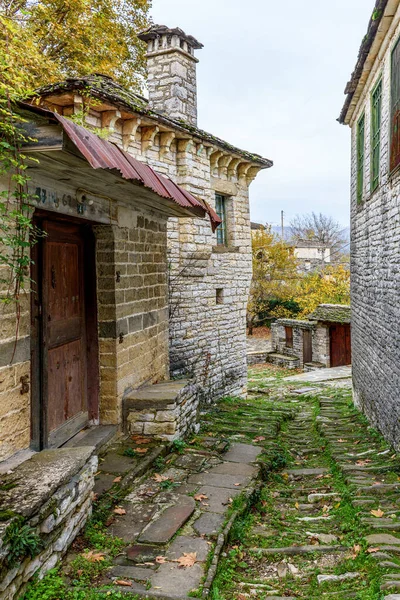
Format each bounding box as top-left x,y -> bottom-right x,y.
0,180 -> 31,462
349,6 -> 400,448
0,448 -> 97,600
108,125 -> 254,403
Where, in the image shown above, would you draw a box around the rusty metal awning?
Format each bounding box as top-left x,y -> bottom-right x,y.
20,104 -> 221,231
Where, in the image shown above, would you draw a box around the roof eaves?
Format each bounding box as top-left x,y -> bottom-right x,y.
338,0 -> 393,125
32,77 -> 272,167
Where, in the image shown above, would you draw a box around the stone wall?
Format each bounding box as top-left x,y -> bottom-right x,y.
349,7 -> 400,448
0,448 -> 96,600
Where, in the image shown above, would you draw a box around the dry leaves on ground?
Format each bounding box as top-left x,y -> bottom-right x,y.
114,507 -> 126,515
253,436 -> 266,443
131,436 -> 151,444
351,544 -> 361,558
135,448 -> 148,454
83,551 -> 105,563
194,494 -> 208,502
156,556 -> 167,564
174,552 -> 197,568
367,547 -> 380,553
113,476 -> 122,483
114,580 -> 132,586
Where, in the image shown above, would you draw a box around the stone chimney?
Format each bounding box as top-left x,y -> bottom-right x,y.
138,25 -> 203,126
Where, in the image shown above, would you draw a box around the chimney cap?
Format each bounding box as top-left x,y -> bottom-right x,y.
138,24 -> 203,50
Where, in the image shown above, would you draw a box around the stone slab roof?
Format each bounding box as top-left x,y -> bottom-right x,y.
274,319 -> 316,329
307,304 -> 351,324
33,75 -> 272,167
338,0 -> 392,125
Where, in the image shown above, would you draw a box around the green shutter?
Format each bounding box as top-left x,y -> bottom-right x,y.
215,194 -> 227,245
357,114 -> 365,204
371,79 -> 382,192
391,38 -> 400,172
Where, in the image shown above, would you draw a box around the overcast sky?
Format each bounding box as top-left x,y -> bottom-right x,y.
150,0 -> 371,228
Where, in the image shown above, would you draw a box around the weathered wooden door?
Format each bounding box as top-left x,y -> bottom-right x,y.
42,220 -> 88,447
303,330 -> 313,364
330,324 -> 351,368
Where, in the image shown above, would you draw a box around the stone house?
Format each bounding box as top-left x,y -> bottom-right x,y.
0,24 -> 271,597
0,27 -> 272,459
269,304 -> 351,370
339,0 -> 400,447
291,239 -> 331,273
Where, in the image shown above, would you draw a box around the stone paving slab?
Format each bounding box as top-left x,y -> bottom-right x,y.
165,536 -> 210,562
223,443 -> 262,463
138,496 -> 195,544
193,512 -> 225,537
194,485 -> 240,513
150,562 -> 204,596
187,472 -> 250,489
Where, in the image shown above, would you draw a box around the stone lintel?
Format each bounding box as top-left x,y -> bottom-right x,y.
211,177 -> 238,197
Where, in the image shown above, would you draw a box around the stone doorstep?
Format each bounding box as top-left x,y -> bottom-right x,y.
124,380 -> 191,412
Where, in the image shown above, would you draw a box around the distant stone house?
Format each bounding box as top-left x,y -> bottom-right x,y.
269,304 -> 351,370
0,24 -> 271,464
291,239 -> 331,273
339,0 -> 400,447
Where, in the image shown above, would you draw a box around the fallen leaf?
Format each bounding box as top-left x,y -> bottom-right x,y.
371,509 -> 384,518
234,483 -> 241,487
114,507 -> 126,515
105,516 -> 115,527
253,436 -> 266,443
136,448 -> 148,454
367,547 -> 380,553
113,477 -> 122,483
337,439 -> 346,443
156,556 -> 167,564
114,580 -> 132,587
295,502 -> 299,510
175,552 -> 197,568
194,494 -> 208,502
131,436 -> 151,444
91,492 -> 99,502
83,551 -> 105,563
153,473 -> 168,483
352,544 -> 361,558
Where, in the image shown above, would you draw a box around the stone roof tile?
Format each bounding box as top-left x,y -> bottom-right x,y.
307,304 -> 351,324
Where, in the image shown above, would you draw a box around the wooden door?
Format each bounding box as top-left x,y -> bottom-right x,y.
330,324 -> 351,368
303,330 -> 313,364
42,220 -> 88,447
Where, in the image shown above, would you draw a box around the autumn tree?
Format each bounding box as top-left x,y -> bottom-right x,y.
247,225 -> 300,333
289,212 -> 348,259
294,264 -> 350,319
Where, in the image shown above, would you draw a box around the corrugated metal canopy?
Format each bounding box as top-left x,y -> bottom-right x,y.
20,104 -> 221,231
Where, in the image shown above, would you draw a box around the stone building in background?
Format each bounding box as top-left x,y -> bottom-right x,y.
0,24 -> 271,464
339,0 -> 400,447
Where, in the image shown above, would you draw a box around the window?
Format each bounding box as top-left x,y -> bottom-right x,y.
357,114 -> 365,203
371,79 -> 382,192
215,194 -> 227,245
285,326 -> 293,349
391,38 -> 400,172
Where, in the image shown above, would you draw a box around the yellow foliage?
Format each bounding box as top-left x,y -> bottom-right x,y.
248,226 -> 299,323
294,264 -> 350,319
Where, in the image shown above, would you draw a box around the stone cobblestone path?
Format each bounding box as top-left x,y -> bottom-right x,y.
212,368 -> 400,599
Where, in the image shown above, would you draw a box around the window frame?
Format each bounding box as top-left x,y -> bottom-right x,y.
215,193 -> 227,246
370,77 -> 382,193
356,113 -> 365,204
390,36 -> 400,174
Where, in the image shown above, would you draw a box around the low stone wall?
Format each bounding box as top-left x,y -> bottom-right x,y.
247,351 -> 268,365
124,380 -> 200,441
266,353 -> 300,370
0,447 -> 97,600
